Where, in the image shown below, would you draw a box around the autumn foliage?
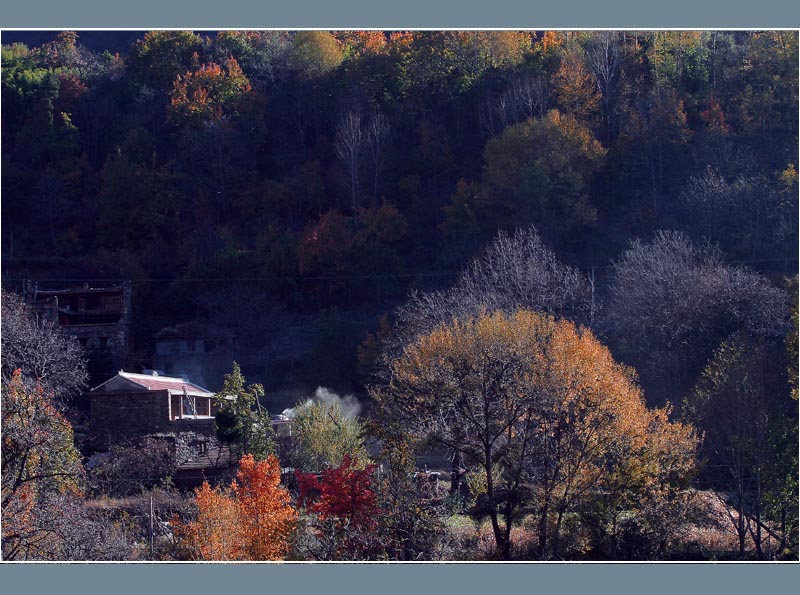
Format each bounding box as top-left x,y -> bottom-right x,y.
2,370 -> 83,560
174,454 -> 296,561
375,309 -> 698,559
295,455 -> 382,559
169,57 -> 252,122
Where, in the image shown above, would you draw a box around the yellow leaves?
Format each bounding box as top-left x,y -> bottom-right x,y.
381,308 -> 697,505
545,110 -> 607,162
539,31 -> 564,53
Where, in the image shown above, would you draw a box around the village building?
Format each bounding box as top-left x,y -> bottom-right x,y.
89,370 -> 238,486
152,321 -> 237,384
24,280 -> 132,377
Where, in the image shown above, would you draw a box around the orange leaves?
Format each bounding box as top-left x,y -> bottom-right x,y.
174,454 -> 296,561
380,308 -> 698,557
177,480 -> 244,560
554,53 -> 600,120
335,31 -> 388,58
168,57 -> 252,123
2,370 -> 83,559
233,454 -> 297,560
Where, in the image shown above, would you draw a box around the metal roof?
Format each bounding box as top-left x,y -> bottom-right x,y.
91,371 -> 214,397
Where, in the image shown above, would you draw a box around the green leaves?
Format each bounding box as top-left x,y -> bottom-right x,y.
214,362 -> 274,461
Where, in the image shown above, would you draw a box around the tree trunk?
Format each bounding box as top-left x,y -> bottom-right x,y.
552,506 -> 566,559
538,497 -> 550,559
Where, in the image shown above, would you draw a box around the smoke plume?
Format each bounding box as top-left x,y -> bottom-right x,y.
281,386 -> 362,419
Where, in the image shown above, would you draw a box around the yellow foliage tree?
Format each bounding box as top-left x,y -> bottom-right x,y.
374,309 -> 697,559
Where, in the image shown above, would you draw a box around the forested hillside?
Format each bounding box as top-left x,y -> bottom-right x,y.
3,30 -> 797,396
1,30 -> 798,562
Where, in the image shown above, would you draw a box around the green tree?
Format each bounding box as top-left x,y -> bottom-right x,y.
214,362 -> 275,461
478,110 -> 605,239
685,332 -> 795,559
288,31 -> 343,80
127,31 -> 205,89
287,399 -> 367,473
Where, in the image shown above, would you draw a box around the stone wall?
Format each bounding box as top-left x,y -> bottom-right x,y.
90,390 -> 215,450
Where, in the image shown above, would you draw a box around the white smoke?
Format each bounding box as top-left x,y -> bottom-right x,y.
281,386 -> 362,419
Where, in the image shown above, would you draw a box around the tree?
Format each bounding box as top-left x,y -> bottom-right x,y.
679,168 -> 796,263
365,109 -> 390,206
295,454 -> 382,560
351,202 -> 408,280
213,31 -> 291,90
685,333 -> 795,559
584,31 -> 621,139
288,31 -> 343,80
369,433 -> 446,560
478,110 -> 605,239
373,309 -> 696,559
127,31 -> 205,89
485,73 -> 551,136
2,370 -> 83,560
297,209 -> 354,278
88,438 -> 177,497
232,454 -> 298,560
1,290 -> 87,404
394,226 -> 593,353
174,454 -> 296,561
604,230 -> 789,406
214,362 -> 275,461
334,110 -> 365,211
168,57 -> 252,124
553,48 -> 601,121
287,400 -> 368,473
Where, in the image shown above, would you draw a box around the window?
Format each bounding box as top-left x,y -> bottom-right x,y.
182,395 -> 197,417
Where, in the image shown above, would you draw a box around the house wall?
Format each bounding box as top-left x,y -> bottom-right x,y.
90,390 -> 215,449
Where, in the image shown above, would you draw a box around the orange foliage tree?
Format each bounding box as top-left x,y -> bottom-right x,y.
169,57 -> 252,123
2,370 -> 83,560
373,309 -> 697,560
174,454 -> 296,560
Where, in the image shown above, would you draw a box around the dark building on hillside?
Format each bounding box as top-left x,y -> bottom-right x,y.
25,280 -> 132,377
152,321 -> 237,383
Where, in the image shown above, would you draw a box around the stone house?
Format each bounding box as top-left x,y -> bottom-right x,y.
89,370 -> 238,485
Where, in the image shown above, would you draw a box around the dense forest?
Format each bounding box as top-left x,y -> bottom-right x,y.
1,30 -> 798,561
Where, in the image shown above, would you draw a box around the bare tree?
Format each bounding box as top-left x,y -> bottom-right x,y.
365,109 -> 390,207
603,231 -> 789,406
335,110 -> 366,211
393,226 -> 592,351
585,31 -> 620,138
484,74 -> 550,136
679,168 -> 795,264
1,290 -> 88,404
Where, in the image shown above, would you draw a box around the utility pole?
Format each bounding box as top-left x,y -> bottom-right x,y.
149,492 -> 154,559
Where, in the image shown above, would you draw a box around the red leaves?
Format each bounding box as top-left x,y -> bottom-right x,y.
296,454 -> 379,530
